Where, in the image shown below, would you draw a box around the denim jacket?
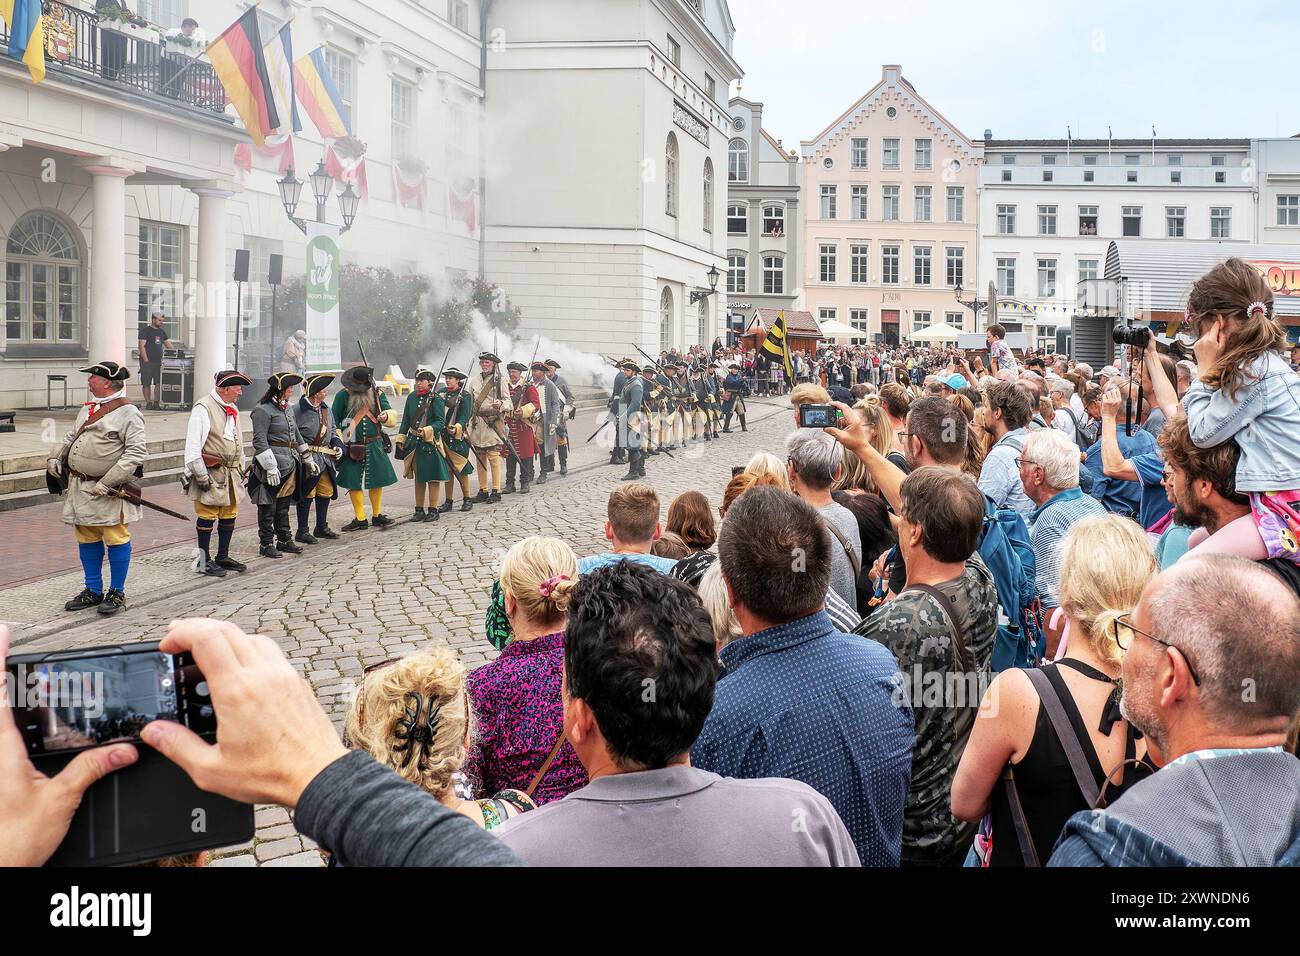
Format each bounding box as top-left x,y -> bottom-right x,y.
1182,350 -> 1300,492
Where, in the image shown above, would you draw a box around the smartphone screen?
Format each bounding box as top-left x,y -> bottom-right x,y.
5,646 -> 214,756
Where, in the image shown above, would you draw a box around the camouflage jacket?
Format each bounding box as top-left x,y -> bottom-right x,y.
856,556 -> 998,865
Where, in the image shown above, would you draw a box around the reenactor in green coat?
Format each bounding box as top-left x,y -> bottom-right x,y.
439,368 -> 476,513
396,370 -> 450,522
331,365 -> 398,531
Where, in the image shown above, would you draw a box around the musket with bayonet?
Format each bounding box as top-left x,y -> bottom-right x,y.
489,331 -> 520,464
629,344 -> 675,458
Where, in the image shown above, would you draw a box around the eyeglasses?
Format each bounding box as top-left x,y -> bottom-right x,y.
1014,458 -> 1040,471
1112,612 -> 1201,686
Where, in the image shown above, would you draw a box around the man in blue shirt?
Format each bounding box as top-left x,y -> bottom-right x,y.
692,486 -> 914,866
978,381 -> 1036,520
1088,384 -> 1170,527
576,482 -> 677,575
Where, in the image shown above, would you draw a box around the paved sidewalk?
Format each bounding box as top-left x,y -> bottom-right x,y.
7,398 -> 793,866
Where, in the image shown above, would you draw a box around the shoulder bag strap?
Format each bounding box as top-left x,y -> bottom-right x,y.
1024,668 -> 1101,809
1001,765 -> 1041,867
63,398 -> 131,465
823,518 -> 862,580
525,729 -> 567,799
905,582 -> 974,674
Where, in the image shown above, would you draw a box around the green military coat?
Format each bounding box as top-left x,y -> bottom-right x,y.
331,389 -> 398,490
397,388 -> 450,484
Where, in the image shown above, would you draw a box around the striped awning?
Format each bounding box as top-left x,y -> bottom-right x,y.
1104,240 -> 1300,317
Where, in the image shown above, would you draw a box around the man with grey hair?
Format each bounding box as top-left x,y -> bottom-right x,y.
786,428 -> 862,611
1019,428 -> 1105,652
1048,378 -> 1085,448
1050,555 -> 1300,866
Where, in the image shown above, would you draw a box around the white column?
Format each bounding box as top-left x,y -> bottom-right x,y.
190,183 -> 236,396
79,159 -> 137,364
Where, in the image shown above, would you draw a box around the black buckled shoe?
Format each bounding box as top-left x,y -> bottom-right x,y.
438,500 -> 454,514
559,465 -> 568,476
294,529 -> 319,545
259,545 -> 282,559
488,491 -> 502,504
341,518 -> 369,532
621,469 -> 638,481
411,507 -> 427,523
502,484 -> 517,495
315,525 -> 340,539
373,514 -> 394,528
460,498 -> 473,512
201,561 -> 228,577
474,490 -> 490,503
97,589 -> 126,615
426,508 -> 440,521
535,472 -> 547,485
64,588 -> 103,612
215,556 -> 247,573
277,539 -> 304,554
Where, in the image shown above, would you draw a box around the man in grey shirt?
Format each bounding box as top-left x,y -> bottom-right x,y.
496,561 -> 860,866
786,428 -> 862,611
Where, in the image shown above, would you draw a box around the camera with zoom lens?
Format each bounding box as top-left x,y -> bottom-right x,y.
1112,320 -> 1190,359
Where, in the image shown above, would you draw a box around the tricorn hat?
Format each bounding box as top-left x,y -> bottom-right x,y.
340,365 -> 374,391
444,368 -> 468,381
529,361 -> 548,373
641,364 -> 657,374
619,359 -> 639,372
506,361 -> 528,373
79,361 -> 130,382
544,359 -> 561,369
478,351 -> 502,365
215,369 -> 253,388
304,372 -> 335,396
415,369 -> 438,383
268,371 -> 304,392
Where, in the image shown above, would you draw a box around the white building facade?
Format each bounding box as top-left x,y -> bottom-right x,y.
480,0 -> 741,357
723,94 -> 802,333
977,137 -> 1255,351
0,0 -> 483,409
1253,137 -> 1300,247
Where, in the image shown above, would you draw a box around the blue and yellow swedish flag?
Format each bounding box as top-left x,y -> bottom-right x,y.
1,0 -> 46,83
760,311 -> 794,381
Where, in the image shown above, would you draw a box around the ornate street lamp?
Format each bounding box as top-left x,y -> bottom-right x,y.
277,159 -> 359,236
690,264 -> 721,305
954,283 -> 988,326
277,167 -> 303,220
338,183 -> 360,232
308,160 -> 334,217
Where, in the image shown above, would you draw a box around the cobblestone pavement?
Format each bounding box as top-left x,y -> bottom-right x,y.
8,399 -> 794,866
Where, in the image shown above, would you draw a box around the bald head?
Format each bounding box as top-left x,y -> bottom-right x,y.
1144,555 -> 1300,728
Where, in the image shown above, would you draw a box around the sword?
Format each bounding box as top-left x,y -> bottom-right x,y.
108,487 -> 191,522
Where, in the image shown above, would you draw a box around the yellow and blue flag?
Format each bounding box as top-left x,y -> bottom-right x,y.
760,311 -> 794,381
294,46 -> 351,139
1,0 -> 46,83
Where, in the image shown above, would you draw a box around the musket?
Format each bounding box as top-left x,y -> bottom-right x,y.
355,339 -> 392,452
109,486 -> 191,522
490,331 -> 520,464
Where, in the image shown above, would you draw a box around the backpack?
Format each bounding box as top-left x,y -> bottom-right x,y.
979,492 -> 1045,671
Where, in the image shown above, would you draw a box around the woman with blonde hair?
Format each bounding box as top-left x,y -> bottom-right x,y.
462,536 -> 587,805
835,394 -> 904,492
345,649 -> 536,833
697,561 -> 741,653
951,515 -> 1158,866
742,451 -> 791,491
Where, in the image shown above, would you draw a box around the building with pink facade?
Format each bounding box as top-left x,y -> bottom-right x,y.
800,65 -> 982,346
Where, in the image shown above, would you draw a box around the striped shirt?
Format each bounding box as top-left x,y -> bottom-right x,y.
1028,486 -> 1107,609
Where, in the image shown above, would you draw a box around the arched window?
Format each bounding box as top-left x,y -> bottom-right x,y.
762,204 -> 785,237
728,138 -> 749,183
659,286 -> 674,352
702,158 -> 714,233
5,211 -> 82,345
697,297 -> 710,346
665,133 -> 679,218
727,252 -> 747,293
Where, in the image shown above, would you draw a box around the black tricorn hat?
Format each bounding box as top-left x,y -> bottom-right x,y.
340,365 -> 374,390
544,359 -> 561,369
304,372 -> 335,395
415,369 -> 438,382
641,364 -> 657,374
215,369 -> 253,388
444,368 -> 468,381
79,361 -> 130,382
268,371 -> 304,391
529,361 -> 548,372
506,361 -> 528,372
478,351 -> 502,364
619,359 -> 639,372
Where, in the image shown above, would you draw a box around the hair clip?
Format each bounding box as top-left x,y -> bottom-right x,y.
1246,301 -> 1269,319
539,574 -> 570,599
392,691 -> 442,770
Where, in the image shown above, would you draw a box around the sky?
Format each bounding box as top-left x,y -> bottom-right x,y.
728,0 -> 1300,148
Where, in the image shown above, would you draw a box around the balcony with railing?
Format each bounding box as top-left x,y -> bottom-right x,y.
0,0 -> 228,116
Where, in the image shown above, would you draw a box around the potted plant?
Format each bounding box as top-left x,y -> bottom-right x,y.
95,1 -> 160,81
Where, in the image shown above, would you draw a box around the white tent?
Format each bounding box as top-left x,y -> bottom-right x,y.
817,318 -> 863,341
907,322 -> 963,343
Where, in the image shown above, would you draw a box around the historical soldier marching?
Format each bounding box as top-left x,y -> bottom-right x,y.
439,368 -> 475,513
607,358 -> 631,467
654,364 -> 675,452
332,364 -> 399,531
701,364 -> 723,439
396,369 -> 450,522
671,362 -> 693,447
530,360 -> 564,484
46,361 -> 147,615
640,365 -> 666,457
618,359 -> 647,480
722,361 -> 749,433
183,369 -> 251,577
249,372 -> 318,559
503,360 -> 540,494
466,351 -> 512,504
544,359 -> 576,476
293,372 -> 343,544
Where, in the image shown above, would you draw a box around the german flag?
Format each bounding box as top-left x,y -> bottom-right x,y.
760,311 -> 794,381
207,9 -> 280,146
